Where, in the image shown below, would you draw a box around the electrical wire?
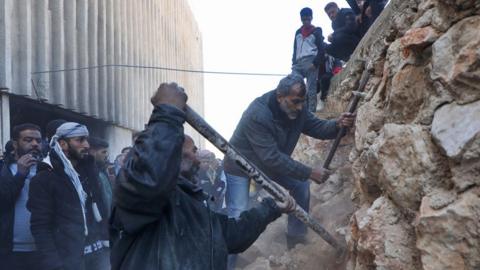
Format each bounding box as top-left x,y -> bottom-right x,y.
31,64 -> 288,77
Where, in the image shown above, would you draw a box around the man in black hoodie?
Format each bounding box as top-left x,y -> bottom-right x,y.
324,2 -> 361,61
110,82 -> 296,270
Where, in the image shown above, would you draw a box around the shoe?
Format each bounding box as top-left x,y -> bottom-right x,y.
316,100 -> 325,112
286,235 -> 307,250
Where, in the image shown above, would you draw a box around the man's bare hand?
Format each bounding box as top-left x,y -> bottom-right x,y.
275,195 -> 297,213
150,82 -> 188,111
336,112 -> 356,128
17,154 -> 37,176
310,166 -> 333,185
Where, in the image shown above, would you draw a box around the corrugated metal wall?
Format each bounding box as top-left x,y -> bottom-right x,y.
0,0 -> 204,131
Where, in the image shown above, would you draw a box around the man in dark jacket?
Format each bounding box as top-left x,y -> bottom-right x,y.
196,149 -> 227,212
110,82 -> 296,270
346,0 -> 387,37
324,2 -> 361,61
292,7 -> 326,112
0,124 -> 42,270
223,74 -> 355,249
28,122 -> 109,270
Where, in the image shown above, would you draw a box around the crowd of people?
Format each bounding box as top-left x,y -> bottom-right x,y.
0,1 -> 384,269
293,1 -> 386,112
0,117 -> 234,270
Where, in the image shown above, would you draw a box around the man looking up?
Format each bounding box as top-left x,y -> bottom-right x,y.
223,74 -> 355,250
291,7 -> 326,112
0,124 -> 42,270
110,82 -> 296,270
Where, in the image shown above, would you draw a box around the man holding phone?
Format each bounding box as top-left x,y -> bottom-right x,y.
0,123 -> 43,270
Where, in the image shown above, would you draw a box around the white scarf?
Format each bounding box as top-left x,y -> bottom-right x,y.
48,122 -> 89,236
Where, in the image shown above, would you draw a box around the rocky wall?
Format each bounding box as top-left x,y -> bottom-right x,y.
343,0 -> 480,269
238,1 -> 479,269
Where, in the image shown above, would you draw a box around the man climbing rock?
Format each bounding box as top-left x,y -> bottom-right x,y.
110,82 -> 296,270
223,74 -> 355,250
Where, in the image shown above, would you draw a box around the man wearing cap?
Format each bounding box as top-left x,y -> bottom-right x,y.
28,123 -> 109,270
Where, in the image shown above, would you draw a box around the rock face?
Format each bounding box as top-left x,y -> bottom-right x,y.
344,0 -> 480,269
416,188 -> 480,270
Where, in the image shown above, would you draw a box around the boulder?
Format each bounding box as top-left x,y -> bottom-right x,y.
431,16 -> 480,104
431,100 -> 480,160
416,187 -> 480,270
359,124 -> 450,210
349,197 -> 421,270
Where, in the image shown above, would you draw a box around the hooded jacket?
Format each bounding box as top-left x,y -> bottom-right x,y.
292,26 -> 326,71
110,104 -> 281,270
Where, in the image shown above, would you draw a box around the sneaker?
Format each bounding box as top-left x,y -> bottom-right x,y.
316,99 -> 325,112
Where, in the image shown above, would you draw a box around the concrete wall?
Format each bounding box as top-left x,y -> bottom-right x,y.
0,0 -> 205,150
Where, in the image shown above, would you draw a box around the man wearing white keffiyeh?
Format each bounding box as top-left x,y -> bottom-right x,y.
50,123 -> 90,236
28,122 -> 110,270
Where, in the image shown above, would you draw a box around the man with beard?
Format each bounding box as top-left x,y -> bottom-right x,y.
223,74 -> 355,251
88,137 -> 113,212
87,136 -> 112,269
0,124 -> 42,270
28,123 -> 109,270
180,135 -> 201,181
110,82 -> 296,270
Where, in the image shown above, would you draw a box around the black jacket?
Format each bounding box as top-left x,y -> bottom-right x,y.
332,8 -> 357,34
224,90 -> 340,181
0,159 -> 29,254
347,0 -> 386,37
27,152 -> 108,270
110,105 -> 282,270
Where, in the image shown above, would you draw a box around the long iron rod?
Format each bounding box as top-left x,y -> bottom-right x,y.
323,69 -> 370,170
185,106 -> 345,254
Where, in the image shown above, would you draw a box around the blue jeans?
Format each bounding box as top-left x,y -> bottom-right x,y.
225,173 -> 310,269
225,173 -> 310,237
292,56 -> 319,112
